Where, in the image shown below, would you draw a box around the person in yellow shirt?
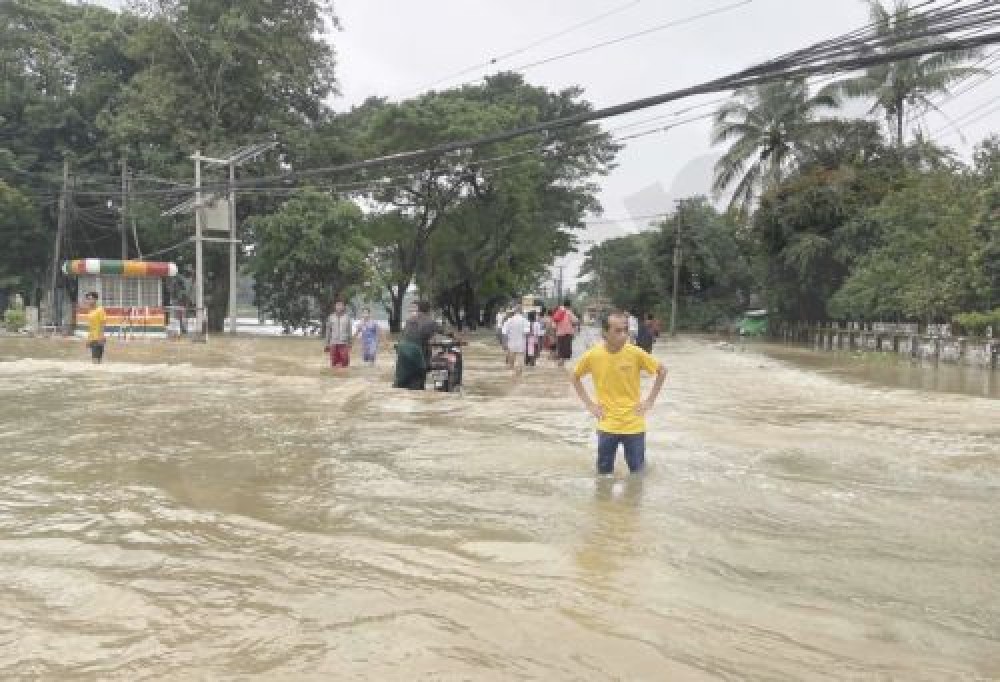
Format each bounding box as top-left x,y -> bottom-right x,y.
571,311 -> 667,475
82,291 -> 107,364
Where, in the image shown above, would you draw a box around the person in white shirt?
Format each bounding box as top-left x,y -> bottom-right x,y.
495,310 -> 505,346
501,306 -> 528,377
626,311 -> 639,343
525,310 -> 544,366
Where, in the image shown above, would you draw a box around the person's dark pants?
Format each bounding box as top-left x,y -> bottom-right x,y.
88,340 -> 105,363
596,430 -> 646,474
393,340 -> 426,390
556,334 -> 573,360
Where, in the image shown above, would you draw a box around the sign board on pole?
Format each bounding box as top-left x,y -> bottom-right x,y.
200,197 -> 231,232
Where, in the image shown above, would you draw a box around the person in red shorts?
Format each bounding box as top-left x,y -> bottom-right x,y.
323,299 -> 354,369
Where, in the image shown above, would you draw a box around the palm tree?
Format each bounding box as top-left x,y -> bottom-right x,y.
711,78 -> 838,214
832,0 -> 985,148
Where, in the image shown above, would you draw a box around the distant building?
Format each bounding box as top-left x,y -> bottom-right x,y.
583,295 -> 612,325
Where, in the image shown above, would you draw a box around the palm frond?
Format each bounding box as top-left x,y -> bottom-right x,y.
915,66 -> 988,93
831,73 -> 881,99
920,50 -> 987,72
712,142 -> 756,192
710,121 -> 759,146
714,134 -> 766,194
866,0 -> 892,36
813,82 -> 843,109
726,162 -> 762,214
713,100 -> 753,126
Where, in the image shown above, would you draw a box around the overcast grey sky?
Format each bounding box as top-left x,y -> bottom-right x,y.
330,1 -> 998,218
325,0 -> 1000,282
98,0 -> 1000,281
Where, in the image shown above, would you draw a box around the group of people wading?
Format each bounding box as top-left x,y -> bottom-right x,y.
319,298 -> 667,477
322,298 -> 442,389
79,291 -> 667,476
495,299 -> 580,376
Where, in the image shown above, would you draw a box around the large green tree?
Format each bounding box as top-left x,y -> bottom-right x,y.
578,233 -> 660,318
649,197 -> 755,329
973,137 -> 1000,310
245,190 -> 370,333
829,171 -> 987,322
0,0 -> 143,302
0,0 -> 341,324
0,180 -> 47,299
752,158 -> 900,324
326,73 -> 617,330
577,198 -> 755,331
114,0 -> 337,149
107,0 -> 339,329
711,78 -> 838,214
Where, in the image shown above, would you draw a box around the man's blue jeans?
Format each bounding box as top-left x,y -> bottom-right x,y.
596,430 -> 646,474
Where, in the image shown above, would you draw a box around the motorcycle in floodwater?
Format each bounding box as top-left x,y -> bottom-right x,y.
428,338 -> 465,392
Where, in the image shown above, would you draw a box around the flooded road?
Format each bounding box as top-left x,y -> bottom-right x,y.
0,334 -> 997,680
753,340 -> 999,400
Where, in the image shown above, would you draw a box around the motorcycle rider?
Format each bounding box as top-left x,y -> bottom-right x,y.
394,301 -> 456,390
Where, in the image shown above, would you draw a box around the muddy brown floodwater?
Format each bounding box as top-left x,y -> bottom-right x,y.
0,333 -> 997,680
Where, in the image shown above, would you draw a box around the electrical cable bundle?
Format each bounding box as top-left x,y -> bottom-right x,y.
10,0 -> 1000,202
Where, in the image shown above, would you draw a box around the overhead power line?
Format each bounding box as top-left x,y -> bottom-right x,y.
19,0 -> 1000,201
141,236 -> 194,260
403,0 -> 644,95
26,110 -> 714,203
509,0 -> 754,74
218,1 -> 1000,191
937,95 -> 1000,136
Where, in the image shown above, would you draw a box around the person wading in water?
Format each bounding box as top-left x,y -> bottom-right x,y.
394,301 -> 445,390
571,311 -> 667,475
82,291 -> 107,364
324,299 -> 354,370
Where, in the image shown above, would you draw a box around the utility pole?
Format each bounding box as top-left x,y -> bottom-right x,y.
669,210 -> 682,337
228,162 -> 237,333
48,159 -> 70,327
194,150 -> 205,338
171,142 -> 274,338
556,264 -> 564,302
120,154 -> 128,260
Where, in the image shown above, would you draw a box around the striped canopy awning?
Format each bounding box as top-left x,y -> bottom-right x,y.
62,259 -> 178,277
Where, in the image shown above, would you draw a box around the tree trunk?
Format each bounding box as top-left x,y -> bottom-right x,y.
387,282 -> 407,333
207,281 -> 228,332
896,103 -> 905,148
463,282 -> 478,331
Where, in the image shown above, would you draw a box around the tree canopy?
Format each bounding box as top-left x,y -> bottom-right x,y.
2,0 -> 998,337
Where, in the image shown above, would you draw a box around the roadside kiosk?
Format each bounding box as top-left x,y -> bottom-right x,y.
62,259 -> 178,338
738,309 -> 769,337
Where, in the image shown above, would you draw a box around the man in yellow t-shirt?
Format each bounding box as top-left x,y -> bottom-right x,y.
82,291 -> 107,364
571,311 -> 667,474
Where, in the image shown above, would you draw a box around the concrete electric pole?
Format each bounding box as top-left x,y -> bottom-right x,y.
669,211 -> 682,337
194,150 -> 205,338
169,141 -> 276,337
228,162 -> 237,334
120,154 -> 129,260
48,159 -> 70,327
162,141 -> 276,339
